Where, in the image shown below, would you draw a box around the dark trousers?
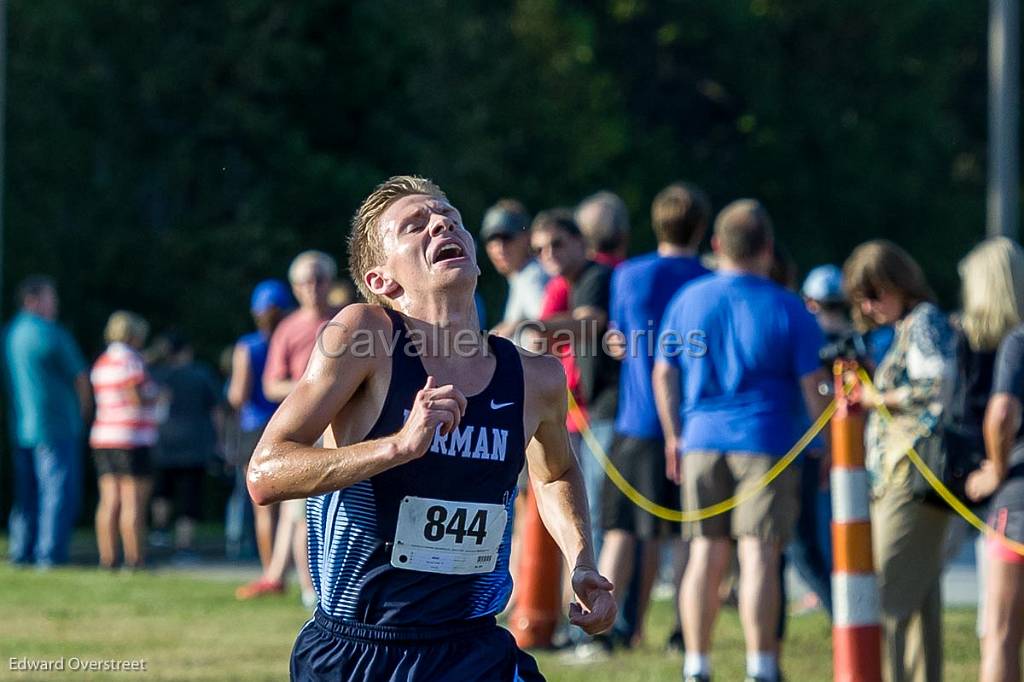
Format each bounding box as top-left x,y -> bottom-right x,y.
787,456 -> 833,616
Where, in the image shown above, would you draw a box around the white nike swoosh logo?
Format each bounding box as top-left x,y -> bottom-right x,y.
490,400 -> 514,410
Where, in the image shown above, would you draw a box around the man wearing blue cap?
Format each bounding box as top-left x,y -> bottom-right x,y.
226,279 -> 294,571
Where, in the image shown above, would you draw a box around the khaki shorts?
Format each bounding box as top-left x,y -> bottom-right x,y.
681,451 -> 799,542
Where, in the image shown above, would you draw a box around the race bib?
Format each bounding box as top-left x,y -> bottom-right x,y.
391,496 -> 507,575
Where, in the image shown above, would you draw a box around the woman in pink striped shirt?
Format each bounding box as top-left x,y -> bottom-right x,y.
90,311 -> 159,569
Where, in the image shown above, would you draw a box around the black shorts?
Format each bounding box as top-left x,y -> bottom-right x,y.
153,466 -> 205,520
291,609 -> 544,681
93,447 -> 152,477
600,435 -> 680,539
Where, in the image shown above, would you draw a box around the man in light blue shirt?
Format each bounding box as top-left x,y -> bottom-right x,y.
480,199 -> 548,342
653,201 -> 829,682
4,275 -> 91,567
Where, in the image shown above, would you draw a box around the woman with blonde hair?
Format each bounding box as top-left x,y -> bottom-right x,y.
960,236 -> 1024,355
843,239 -> 955,682
90,311 -> 159,569
950,238 -> 1024,507
959,237 -> 1024,682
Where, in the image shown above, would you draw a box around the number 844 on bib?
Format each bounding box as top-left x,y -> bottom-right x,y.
391,496 -> 508,575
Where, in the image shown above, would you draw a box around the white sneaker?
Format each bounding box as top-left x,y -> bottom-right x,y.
558,641 -> 610,665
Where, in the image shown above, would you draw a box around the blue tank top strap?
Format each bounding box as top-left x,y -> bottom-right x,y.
380,306 -> 428,392
484,334 -> 524,405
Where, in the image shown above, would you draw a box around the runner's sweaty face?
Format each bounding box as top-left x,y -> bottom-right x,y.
376,195 -> 480,303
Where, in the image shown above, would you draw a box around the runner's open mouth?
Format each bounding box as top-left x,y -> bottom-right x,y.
432,243 -> 465,264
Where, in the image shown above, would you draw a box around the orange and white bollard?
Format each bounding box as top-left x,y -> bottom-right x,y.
830,360 -> 882,682
508,485 -> 562,649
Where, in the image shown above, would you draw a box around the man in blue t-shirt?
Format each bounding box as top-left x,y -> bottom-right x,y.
593,182 -> 710,650
653,200 -> 828,682
4,275 -> 92,567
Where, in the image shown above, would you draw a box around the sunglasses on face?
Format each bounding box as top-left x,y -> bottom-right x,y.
532,239 -> 565,256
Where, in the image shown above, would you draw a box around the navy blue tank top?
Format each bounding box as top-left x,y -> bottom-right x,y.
308,308 -> 526,625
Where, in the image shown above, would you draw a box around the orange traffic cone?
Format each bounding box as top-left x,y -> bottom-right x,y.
508,485 -> 563,649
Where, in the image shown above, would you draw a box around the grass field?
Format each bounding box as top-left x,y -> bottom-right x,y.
0,561 -> 985,681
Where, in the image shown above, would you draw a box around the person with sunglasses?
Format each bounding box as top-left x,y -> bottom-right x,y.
528,210 -> 618,551
843,239 -> 955,682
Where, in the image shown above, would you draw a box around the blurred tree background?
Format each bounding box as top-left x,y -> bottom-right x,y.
6,0 -> 994,362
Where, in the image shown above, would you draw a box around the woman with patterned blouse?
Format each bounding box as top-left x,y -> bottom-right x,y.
844,240 -> 955,682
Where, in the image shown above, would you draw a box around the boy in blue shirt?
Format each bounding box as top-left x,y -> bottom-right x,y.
594,183 -> 710,651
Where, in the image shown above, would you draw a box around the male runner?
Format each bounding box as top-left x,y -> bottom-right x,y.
247,175 -> 616,681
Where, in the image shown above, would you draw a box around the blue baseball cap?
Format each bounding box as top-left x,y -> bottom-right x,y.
801,264 -> 845,303
251,279 -> 294,315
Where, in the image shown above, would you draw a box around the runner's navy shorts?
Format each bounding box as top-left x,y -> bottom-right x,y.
290,609 -> 545,681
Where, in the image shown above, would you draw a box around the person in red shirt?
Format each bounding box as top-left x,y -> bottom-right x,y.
529,211 -> 617,546
237,250 -> 341,607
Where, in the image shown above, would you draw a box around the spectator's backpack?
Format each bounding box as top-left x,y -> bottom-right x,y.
913,329 -> 995,506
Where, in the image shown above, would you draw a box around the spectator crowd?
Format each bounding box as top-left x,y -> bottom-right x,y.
7,180 -> 1024,682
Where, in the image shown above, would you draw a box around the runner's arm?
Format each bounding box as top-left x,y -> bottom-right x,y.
525,355 -> 616,634
248,305 -> 465,505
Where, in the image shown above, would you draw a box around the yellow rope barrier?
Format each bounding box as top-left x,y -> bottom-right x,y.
856,367 -> 1024,557
566,390 -> 837,523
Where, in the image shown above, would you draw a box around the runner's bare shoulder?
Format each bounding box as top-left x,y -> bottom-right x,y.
516,350 -> 567,405
314,303 -> 394,371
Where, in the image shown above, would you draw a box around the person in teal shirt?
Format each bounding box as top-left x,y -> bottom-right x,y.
4,275 -> 91,567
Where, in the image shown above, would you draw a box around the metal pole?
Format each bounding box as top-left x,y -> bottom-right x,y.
988,0 -> 1020,239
